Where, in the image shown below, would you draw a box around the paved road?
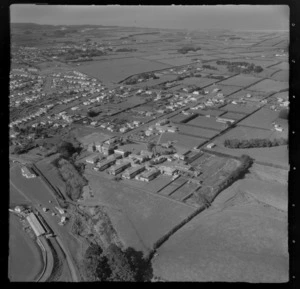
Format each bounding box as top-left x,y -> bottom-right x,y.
9,165 -> 80,282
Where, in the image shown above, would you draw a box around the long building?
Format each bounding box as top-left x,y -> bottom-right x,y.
96,158 -> 116,171
108,162 -> 131,175
122,165 -> 145,179
26,213 -> 46,237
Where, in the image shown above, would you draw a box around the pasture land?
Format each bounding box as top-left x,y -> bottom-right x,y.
83,174 -> 197,254
218,75 -> 262,87
238,108 -> 280,129
186,115 -> 227,131
247,79 -> 288,93
153,178 -> 288,282
177,124 -> 219,139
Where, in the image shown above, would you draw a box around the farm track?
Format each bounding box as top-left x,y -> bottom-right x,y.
269,69 -> 283,77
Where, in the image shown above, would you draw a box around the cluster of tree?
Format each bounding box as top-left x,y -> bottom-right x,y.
53,157 -> 87,201
115,48 -> 137,52
124,72 -> 158,85
216,60 -> 263,74
177,46 -> 201,54
83,243 -> 152,282
56,141 -> 81,159
87,109 -> 100,118
224,137 -> 288,149
64,49 -> 105,60
13,123 -> 53,139
202,64 -> 218,70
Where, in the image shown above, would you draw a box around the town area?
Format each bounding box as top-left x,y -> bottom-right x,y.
9,22 -> 289,282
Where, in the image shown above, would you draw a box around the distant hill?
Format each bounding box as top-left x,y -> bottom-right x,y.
10,23 -> 120,30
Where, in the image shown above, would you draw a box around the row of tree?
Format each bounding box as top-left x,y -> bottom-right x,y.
177,46 -> 201,54
224,137 -> 288,149
216,60 -> 263,74
202,64 -> 218,70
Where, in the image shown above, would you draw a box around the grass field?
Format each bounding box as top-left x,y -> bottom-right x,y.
153,176 -> 288,282
83,174 -> 197,254
211,143 -> 288,168
159,132 -> 207,150
215,126 -> 286,142
180,77 -> 217,87
177,124 -> 219,139
218,75 -> 261,87
271,70 -> 289,82
221,112 -> 245,120
77,131 -> 113,146
238,108 -> 280,129
205,84 -> 242,96
153,57 -> 193,66
228,89 -> 270,100
270,62 -> 289,70
247,79 -> 288,92
186,115 -> 227,131
196,109 -> 226,117
221,103 -> 259,114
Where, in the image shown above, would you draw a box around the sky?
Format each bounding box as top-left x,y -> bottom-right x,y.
10,5 -> 289,31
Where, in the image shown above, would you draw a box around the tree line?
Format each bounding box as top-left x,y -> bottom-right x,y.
216,60 -> 263,74
224,137 -> 288,149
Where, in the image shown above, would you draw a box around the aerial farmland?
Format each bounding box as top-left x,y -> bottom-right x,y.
9,5 -> 289,283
